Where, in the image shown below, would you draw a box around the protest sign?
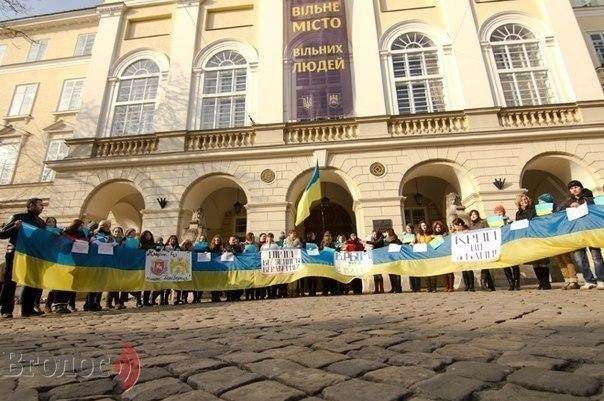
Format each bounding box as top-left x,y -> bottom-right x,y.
334,251 -> 373,276
145,250 -> 192,282
452,228 -> 501,263
261,249 -> 302,275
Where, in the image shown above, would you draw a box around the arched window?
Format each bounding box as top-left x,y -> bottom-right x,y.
111,59 -> 160,136
199,50 -> 247,129
490,23 -> 554,107
389,32 -> 445,114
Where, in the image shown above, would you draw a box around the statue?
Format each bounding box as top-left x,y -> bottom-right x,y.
191,207 -> 204,224
445,192 -> 467,228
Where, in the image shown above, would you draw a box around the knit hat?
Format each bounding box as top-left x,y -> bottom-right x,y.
494,205 -> 506,215
538,193 -> 554,204
567,180 -> 583,190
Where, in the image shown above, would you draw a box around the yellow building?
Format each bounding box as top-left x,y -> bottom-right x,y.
1,0 -> 603,251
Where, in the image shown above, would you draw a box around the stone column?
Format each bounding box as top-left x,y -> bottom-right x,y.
438,0 -> 495,109
75,3 -> 126,139
246,202 -> 289,236
354,196 -> 404,238
350,0 -> 387,117
540,0 -> 604,102
255,0 -> 284,124
155,0 -> 201,132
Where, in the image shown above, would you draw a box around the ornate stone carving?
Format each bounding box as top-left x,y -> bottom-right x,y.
370,162 -> 386,177
445,192 -> 467,228
261,169 -> 276,183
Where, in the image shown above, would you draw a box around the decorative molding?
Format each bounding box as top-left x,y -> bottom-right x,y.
97,3 -> 127,18
0,9 -> 98,37
0,55 -> 91,75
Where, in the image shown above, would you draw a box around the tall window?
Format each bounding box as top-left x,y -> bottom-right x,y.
490,24 -> 554,107
0,142 -> 19,185
58,79 -> 84,111
26,39 -> 48,62
590,32 -> 604,65
74,33 -> 96,56
8,83 -> 38,116
111,59 -> 160,136
41,139 -> 68,182
199,50 -> 247,129
389,32 -> 445,114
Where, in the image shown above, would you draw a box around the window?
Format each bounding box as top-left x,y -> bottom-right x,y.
490,24 -> 554,107
404,208 -> 426,226
26,39 -> 48,62
0,44 -> 6,64
8,84 -> 38,116
0,142 -> 19,185
389,32 -> 445,114
58,79 -> 84,111
590,32 -> 604,66
199,50 -> 247,129
234,217 -> 247,236
74,33 -> 95,56
41,139 -> 69,182
110,59 -> 160,136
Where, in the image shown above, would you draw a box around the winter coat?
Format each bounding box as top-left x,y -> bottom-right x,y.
345,239 -> 365,252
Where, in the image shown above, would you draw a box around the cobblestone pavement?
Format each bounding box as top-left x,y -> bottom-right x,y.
1,289 -> 603,401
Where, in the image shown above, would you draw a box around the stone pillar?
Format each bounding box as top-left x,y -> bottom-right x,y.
141,209 -> 181,240
438,0 -> 495,109
354,196 -> 404,238
350,0 -> 387,117
75,3 -> 126,139
246,202 -> 289,236
540,0 -> 604,102
255,0 -> 284,124
155,0 -> 201,132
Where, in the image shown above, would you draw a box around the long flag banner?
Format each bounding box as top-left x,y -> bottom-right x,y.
12,206 -> 604,292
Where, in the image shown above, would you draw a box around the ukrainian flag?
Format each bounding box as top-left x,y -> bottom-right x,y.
295,162 -> 322,226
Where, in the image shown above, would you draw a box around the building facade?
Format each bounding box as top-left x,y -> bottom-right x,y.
1,0 -> 604,249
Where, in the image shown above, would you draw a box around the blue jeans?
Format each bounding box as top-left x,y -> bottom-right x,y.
572,248 -> 604,283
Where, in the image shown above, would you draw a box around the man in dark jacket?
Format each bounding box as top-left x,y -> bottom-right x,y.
0,198 -> 47,318
565,181 -> 604,289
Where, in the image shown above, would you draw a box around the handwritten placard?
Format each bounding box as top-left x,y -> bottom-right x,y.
536,203 -> 553,216
452,228 -> 501,263
510,219 -> 529,231
261,249 -> 302,275
566,202 -> 589,222
71,240 -> 89,254
197,252 -> 211,262
413,243 -> 428,253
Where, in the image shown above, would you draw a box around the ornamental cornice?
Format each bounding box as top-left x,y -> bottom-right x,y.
97,2 -> 127,17
0,9 -> 99,37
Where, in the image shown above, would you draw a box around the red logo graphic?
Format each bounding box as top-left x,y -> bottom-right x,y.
152,260 -> 166,275
113,343 -> 141,392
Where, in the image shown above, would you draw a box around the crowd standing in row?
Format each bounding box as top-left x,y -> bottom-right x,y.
0,180 -> 602,319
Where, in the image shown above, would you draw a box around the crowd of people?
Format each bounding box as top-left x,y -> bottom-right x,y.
0,180 -> 602,319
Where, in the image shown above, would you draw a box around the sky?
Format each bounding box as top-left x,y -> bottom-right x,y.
1,0 -> 101,21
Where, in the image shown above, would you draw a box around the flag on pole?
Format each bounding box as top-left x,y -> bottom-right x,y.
295,162 -> 322,226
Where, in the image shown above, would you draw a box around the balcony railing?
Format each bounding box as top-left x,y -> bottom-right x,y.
93,135 -> 159,157
498,105 -> 582,129
284,121 -> 358,144
185,128 -> 255,151
388,112 -> 468,136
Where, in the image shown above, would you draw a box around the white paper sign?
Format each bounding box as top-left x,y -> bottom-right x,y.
452,228 -> 501,263
412,243 -> 428,253
71,240 -> 89,254
145,250 -> 192,282
566,202 -> 589,221
220,252 -> 235,262
307,248 -> 320,256
388,244 -> 402,253
261,249 -> 302,275
334,251 -> 373,277
197,252 -> 211,262
97,242 -> 114,256
510,219 -> 529,231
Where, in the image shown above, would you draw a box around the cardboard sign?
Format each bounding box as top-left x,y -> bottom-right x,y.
197,252 -> 211,262
413,243 -> 428,253
510,219 -> 529,231
97,243 -> 114,256
536,203 -> 554,216
487,215 -> 504,228
71,240 -> 89,254
261,249 -> 302,275
566,202 -> 589,222
388,244 -> 402,253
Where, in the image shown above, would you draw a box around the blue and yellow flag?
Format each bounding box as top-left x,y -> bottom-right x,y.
295,162 -> 322,226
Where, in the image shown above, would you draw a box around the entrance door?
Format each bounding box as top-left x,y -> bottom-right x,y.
304,202 -> 355,239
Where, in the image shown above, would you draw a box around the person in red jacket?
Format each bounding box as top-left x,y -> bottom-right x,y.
345,233 -> 364,295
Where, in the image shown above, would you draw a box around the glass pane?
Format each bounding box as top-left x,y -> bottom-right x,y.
395,83 -> 411,114
234,69 -> 247,92
411,82 -> 429,113
203,71 -> 218,94
392,54 -> 406,78
233,96 -> 246,127
217,97 -> 233,128
201,99 -> 216,129
117,80 -> 132,102
218,70 -> 234,93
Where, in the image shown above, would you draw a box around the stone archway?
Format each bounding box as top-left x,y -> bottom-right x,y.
80,180 -> 145,231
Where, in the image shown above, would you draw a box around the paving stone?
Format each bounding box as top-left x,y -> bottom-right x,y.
522,345 -> 604,363
120,377 -> 192,401
352,336 -> 407,348
470,337 -> 525,352
435,344 -> 497,363
496,351 -> 568,369
322,378 -> 411,401
388,352 -> 454,371
412,373 -> 486,401
222,380 -> 305,401
162,391 -> 222,401
141,354 -> 188,368
187,366 -> 261,395
18,373 -> 78,391
262,346 -> 309,359
325,358 -> 387,377
276,367 -> 347,395
219,352 -> 269,365
167,358 -> 226,379
131,367 -> 170,384
286,349 -> 347,368
507,366 -> 600,396
477,383 -> 590,401
388,340 -> 438,354
7,388 -> 38,401
347,346 -> 400,363
446,361 -> 513,382
364,365 -> 435,388
313,339 -> 363,353
245,359 -> 304,379
572,364 -> 604,380
44,379 -> 114,401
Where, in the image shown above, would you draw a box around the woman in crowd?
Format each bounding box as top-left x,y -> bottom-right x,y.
365,230 -> 385,294
516,194 -> 551,290
39,217 -> 60,314
335,234 -> 347,252
468,210 -> 496,291
243,232 -> 258,300
403,224 -> 421,293
320,231 -> 338,296
384,228 -> 403,293
139,230 -> 156,306
104,226 -> 125,309
162,235 -> 182,305
416,221 -> 433,292
85,220 -> 115,311
180,239 -> 197,303
432,220 -> 451,292
345,233 -> 364,295
224,235 -> 243,302
209,234 -> 224,302
492,205 -> 520,291
452,218 -> 474,291
304,232 -> 319,296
